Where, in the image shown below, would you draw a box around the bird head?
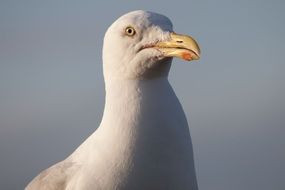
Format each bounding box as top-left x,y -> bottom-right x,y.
103,10 -> 200,80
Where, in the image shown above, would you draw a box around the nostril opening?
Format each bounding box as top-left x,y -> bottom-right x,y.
176,40 -> 183,43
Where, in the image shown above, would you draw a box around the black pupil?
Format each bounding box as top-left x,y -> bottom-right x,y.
128,29 -> 133,34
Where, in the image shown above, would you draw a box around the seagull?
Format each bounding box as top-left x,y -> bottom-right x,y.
26,10 -> 200,190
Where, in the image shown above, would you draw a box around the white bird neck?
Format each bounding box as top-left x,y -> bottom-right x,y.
104,77 -> 171,110
102,77 -> 173,133
97,76 -> 189,152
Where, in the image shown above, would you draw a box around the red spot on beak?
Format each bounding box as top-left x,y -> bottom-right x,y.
182,52 -> 192,61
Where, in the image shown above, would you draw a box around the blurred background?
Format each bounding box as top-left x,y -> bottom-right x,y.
0,0 -> 284,189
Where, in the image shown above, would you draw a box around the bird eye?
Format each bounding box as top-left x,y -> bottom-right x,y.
125,26 -> 136,36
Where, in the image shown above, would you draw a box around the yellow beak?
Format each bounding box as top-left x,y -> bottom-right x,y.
155,33 -> 200,61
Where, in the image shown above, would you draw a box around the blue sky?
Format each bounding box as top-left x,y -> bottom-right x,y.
0,0 -> 284,189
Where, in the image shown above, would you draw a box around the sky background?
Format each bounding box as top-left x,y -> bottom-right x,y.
1,0 -> 284,190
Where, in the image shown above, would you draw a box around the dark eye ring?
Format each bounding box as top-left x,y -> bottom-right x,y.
125,26 -> 136,36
